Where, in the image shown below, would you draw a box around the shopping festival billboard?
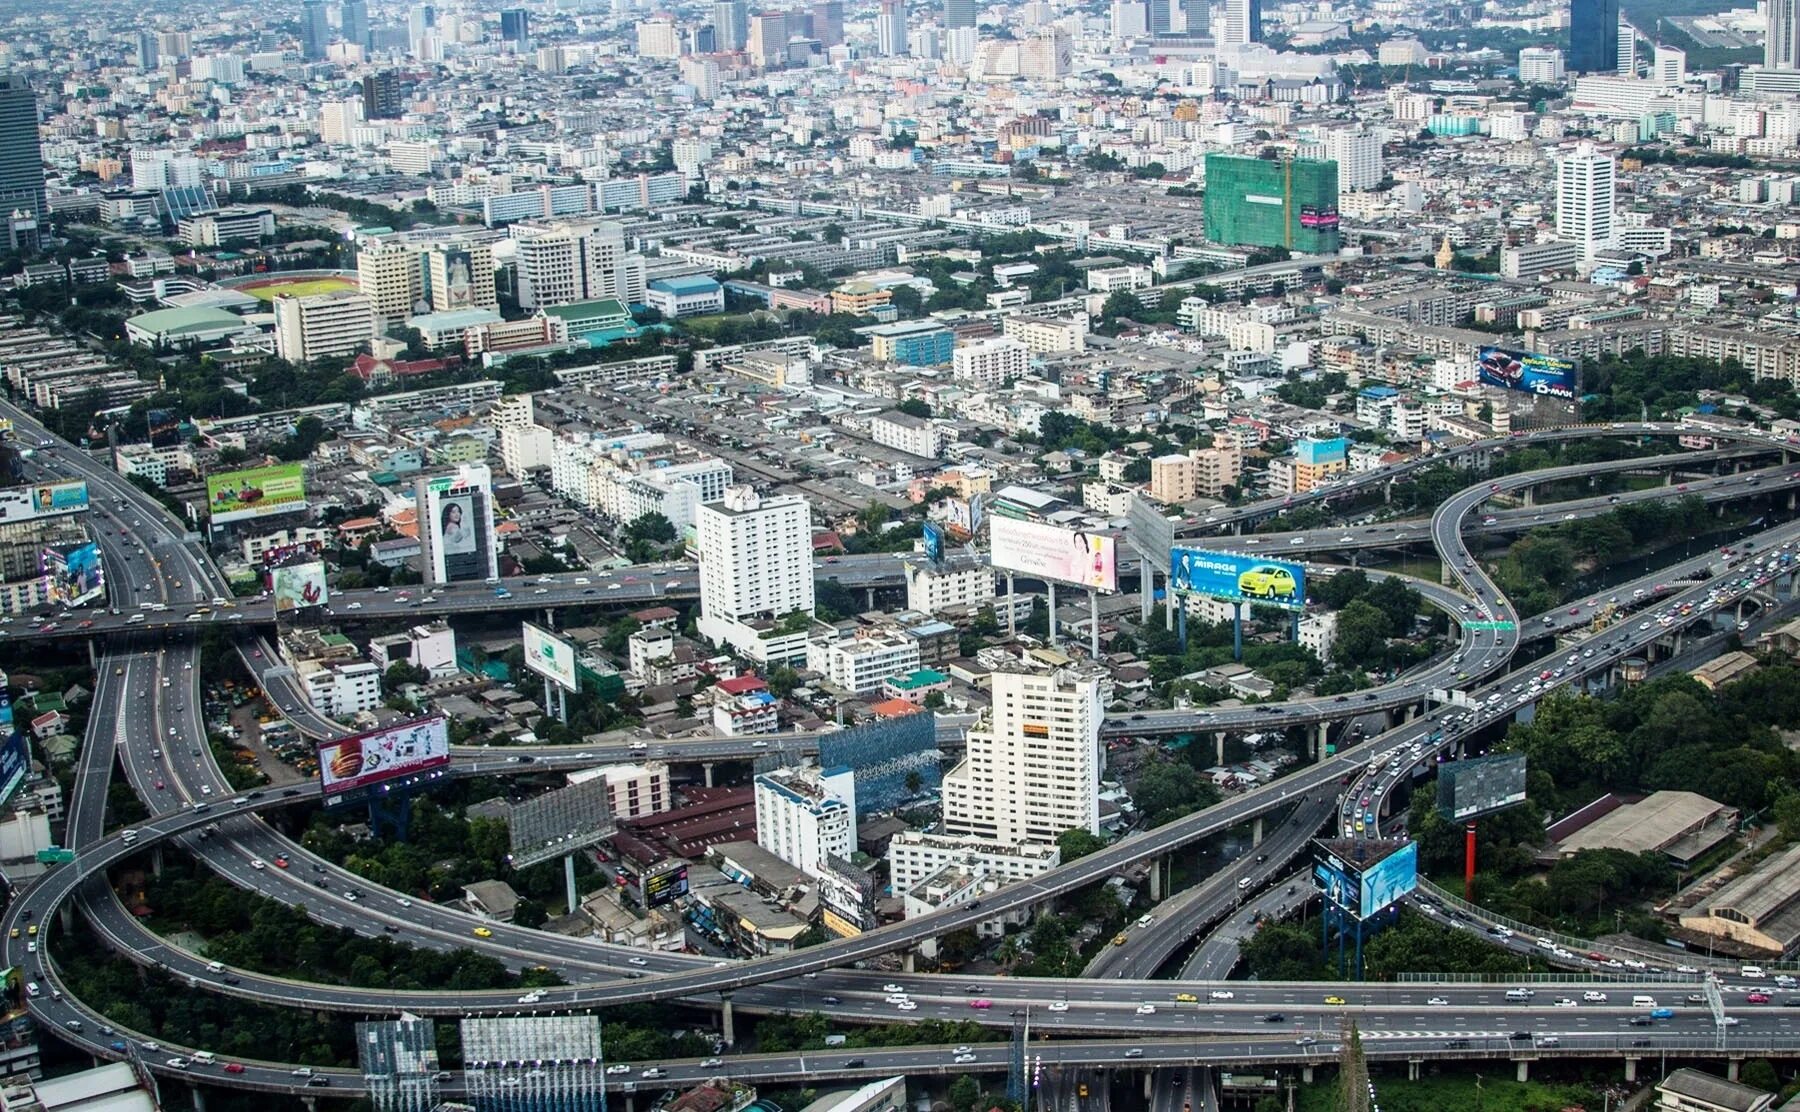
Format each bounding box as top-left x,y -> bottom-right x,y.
1358,841 -> 1418,920
42,543 -> 104,607
522,621 -> 578,693
317,717 -> 451,807
271,561 -> 329,612
1476,346 -> 1578,400
206,463 -> 307,524
988,515 -> 1117,592
1170,548 -> 1307,611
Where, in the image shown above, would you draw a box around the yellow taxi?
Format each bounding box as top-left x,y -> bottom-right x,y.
1324,996 -> 1347,1006
1174,993 -> 1198,1004
473,926 -> 494,939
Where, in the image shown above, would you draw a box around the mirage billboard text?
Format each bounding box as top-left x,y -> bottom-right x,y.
1170,548 -> 1308,611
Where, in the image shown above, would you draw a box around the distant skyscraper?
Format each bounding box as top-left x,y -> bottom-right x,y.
134,32 -> 159,69
1219,0 -> 1259,43
1770,0 -> 1800,69
747,9 -> 786,63
362,70 -> 402,117
0,75 -> 46,224
713,0 -> 748,50
944,0 -> 975,29
876,0 -> 907,54
500,8 -> 530,50
1568,0 -> 1618,72
812,0 -> 844,44
340,0 -> 370,49
1145,0 -> 1170,34
691,24 -> 718,51
407,3 -> 437,42
1110,0 -> 1147,37
301,0 -> 331,59
1555,142 -> 1615,265
1179,0 -> 1207,35
1616,19 -> 1638,73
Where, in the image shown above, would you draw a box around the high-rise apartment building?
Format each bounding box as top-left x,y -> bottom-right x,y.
941,666 -> 1106,844
1110,0 -> 1148,37
1517,46 -> 1566,83
1019,28 -> 1071,76
301,0 -> 331,59
1555,141 -> 1615,264
637,17 -> 683,57
755,766 -> 857,877
695,486 -> 814,665
362,71 -> 402,118
1617,19 -> 1638,72
1323,128 -> 1382,192
944,0 -> 976,29
511,219 -> 646,310
1770,0 -> 1800,69
952,337 -> 1028,386
876,0 -> 908,54
0,76 -> 45,225
274,290 -> 377,363
1219,0 -> 1260,44
713,0 -> 749,50
358,239 -> 423,325
500,7 -> 531,50
340,0 -> 371,49
425,243 -> 497,313
1202,154 -> 1340,253
1568,0 -> 1618,72
134,32 -> 159,69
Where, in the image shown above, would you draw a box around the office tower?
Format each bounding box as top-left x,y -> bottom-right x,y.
1219,0 -> 1260,44
301,0 -> 331,59
1617,20 -> 1638,72
134,32 -> 159,69
407,3 -> 436,43
511,219 -> 645,310
1556,143 -> 1615,264
812,0 -> 844,42
695,486 -> 814,664
358,239 -> 423,325
713,0 -> 748,50
273,290 -> 377,362
362,70 -> 403,118
1145,0 -> 1170,34
876,0 -> 907,55
1517,45 -> 1565,83
1179,0 -> 1208,35
747,10 -> 786,63
500,8 -> 530,50
690,24 -> 717,52
941,667 -> 1105,844
340,0 -> 370,49
1770,0 -> 1799,69
1110,0 -> 1147,37
1324,128 -> 1381,192
1568,0 -> 1618,72
944,0 -> 975,29
1654,44 -> 1686,85
0,76 -> 44,226
755,767 -> 856,877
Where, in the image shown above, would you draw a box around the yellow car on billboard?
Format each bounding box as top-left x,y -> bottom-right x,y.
1238,565 -> 1300,600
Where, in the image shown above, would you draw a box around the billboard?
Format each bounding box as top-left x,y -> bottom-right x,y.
0,734 -> 26,809
507,777 -> 616,870
1313,855 -> 1361,916
988,515 -> 1117,592
0,481 -> 90,524
642,860 -> 690,908
522,621 -> 578,693
421,467 -> 497,584
206,463 -> 307,524
259,539 -> 325,570
1358,841 -> 1418,919
1438,753 -> 1528,821
1299,205 -> 1340,230
317,717 -> 451,807
1170,548 -> 1307,611
922,521 -> 944,563
42,543 -> 104,607
271,561 -> 328,612
1476,346 -> 1578,400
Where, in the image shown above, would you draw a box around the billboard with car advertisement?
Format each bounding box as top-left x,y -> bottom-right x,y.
206,463 -> 307,524
522,621 -> 578,693
1476,346 -> 1578,400
271,561 -> 329,612
988,515 -> 1117,592
317,717 -> 451,808
42,543 -> 104,607
1170,548 -> 1307,611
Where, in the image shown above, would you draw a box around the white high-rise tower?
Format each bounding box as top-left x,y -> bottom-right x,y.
695,487 -> 814,664
940,667 -> 1105,845
1556,142 -> 1615,265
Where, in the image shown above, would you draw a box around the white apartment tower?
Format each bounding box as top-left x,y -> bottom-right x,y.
952,337 -> 1029,386
512,220 -> 646,310
1323,129 -> 1382,192
1770,0 -> 1799,70
940,666 -> 1105,845
1555,142 -> 1616,264
755,766 -> 857,876
274,291 -> 377,363
358,239 -> 424,326
1517,46 -> 1566,84
696,486 -> 815,664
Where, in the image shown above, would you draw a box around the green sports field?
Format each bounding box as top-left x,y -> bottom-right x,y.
237,276 -> 358,301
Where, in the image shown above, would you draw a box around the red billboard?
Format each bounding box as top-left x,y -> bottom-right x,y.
317,717 -> 450,807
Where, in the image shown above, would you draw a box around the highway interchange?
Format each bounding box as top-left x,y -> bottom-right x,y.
7,406 -> 1800,1096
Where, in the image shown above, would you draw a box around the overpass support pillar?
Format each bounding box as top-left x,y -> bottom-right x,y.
1384,479 -> 1394,504
1523,487 -> 1534,508
1312,721 -> 1328,762
866,588 -> 876,611
902,950 -> 916,974
1252,816 -> 1265,847
703,762 -> 715,788
1407,1059 -> 1422,1082
58,903 -> 73,934
1301,1066 -> 1314,1085
1515,1060 -> 1529,1083
1047,582 -> 1058,651
1144,1072 -> 1154,1100
301,1100 -> 316,1112
1149,857 -> 1164,901
1729,1058 -> 1743,1083
720,996 -> 735,1047
1142,567 -> 1155,624
151,846 -> 164,879
1788,490 -> 1795,513
625,1095 -> 636,1112
192,1089 -> 206,1112
86,638 -> 98,674
1217,733 -> 1226,767
1625,1058 -> 1639,1083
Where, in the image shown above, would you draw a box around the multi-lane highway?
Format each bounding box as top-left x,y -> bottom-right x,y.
9,398 -> 1800,1094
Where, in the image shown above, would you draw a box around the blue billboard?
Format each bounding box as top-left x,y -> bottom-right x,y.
1295,437 -> 1348,466
1314,857 -> 1360,915
1170,548 -> 1307,611
922,521 -> 944,564
1358,840 -> 1418,920
0,733 -> 28,808
817,712 -> 938,815
1476,346 -> 1578,400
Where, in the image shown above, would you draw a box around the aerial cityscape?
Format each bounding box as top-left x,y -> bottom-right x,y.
2,0 -> 1800,1108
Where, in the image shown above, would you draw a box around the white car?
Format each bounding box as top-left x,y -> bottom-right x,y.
346,601 -> 362,610
896,1000 -> 917,1011
627,957 -> 648,966
1582,991 -> 1608,1002
699,1058 -> 723,1069
883,984 -> 905,993
249,859 -> 266,870
1135,1004 -> 1157,1015
1426,997 -> 1449,1006
954,1053 -> 977,1064
1553,998 -> 1578,1008
1209,990 -> 1234,1001
606,1065 -> 631,1075
885,994 -> 910,1004
1048,1001 -> 1069,1012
